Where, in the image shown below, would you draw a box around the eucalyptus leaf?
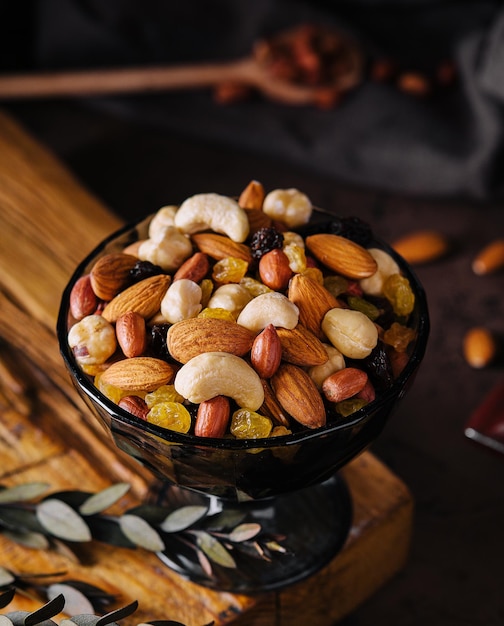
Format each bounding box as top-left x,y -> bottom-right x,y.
36,499 -> 92,542
2,529 -> 50,550
0,568 -> 15,588
78,484 -> 130,517
24,593 -> 66,626
85,516 -> 136,549
118,515 -> 165,552
194,531 -> 236,568
46,584 -> 94,617
0,508 -> 45,534
265,540 -> 287,553
228,523 -> 261,543
96,600 -> 138,626
124,505 -> 170,525
160,506 -> 208,533
0,586 -> 15,605
0,483 -> 49,503
205,509 -> 247,531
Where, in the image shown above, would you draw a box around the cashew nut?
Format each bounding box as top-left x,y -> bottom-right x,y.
174,352 -> 264,410
308,343 -> 346,389
138,225 -> 192,272
359,248 -> 400,296
322,308 -> 378,359
208,284 -> 253,316
161,279 -> 202,324
148,205 -> 178,239
237,292 -> 299,333
175,193 -> 249,243
262,188 -> 312,228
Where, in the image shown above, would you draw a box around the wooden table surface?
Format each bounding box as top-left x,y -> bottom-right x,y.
1,99 -> 503,626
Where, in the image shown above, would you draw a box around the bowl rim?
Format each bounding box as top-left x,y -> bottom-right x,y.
57,211 -> 430,450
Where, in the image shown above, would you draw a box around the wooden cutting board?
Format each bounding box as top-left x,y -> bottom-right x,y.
0,109 -> 413,626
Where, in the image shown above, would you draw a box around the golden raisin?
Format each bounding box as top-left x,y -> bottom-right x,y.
230,409 -> 273,439
383,274 -> 415,316
147,402 -> 191,433
212,257 -> 249,284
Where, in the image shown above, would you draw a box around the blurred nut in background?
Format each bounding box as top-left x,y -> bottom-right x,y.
392,230 -> 449,265
463,327 -> 497,369
472,239 -> 504,275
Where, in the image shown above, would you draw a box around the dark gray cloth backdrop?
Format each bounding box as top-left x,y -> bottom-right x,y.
3,1 -> 504,200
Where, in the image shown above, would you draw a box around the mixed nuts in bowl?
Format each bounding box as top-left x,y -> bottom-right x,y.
58,180 -> 429,501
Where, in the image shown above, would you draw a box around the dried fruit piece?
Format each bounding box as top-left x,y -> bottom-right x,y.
383,322 -> 417,352
383,274 -> 415,317
230,408 -> 273,439
147,401 -> 192,433
212,257 -> 249,284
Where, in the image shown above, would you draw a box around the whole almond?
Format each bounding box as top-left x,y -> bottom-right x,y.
276,324 -> 328,367
101,357 -> 175,392
173,251 -> 210,282
238,179 -> 265,210
70,275 -> 98,320
102,274 -> 171,323
472,239 -> 504,275
195,396 -> 231,438
90,253 -> 138,301
167,317 -> 255,363
392,230 -> 449,265
251,324 -> 282,378
288,273 -> 341,338
118,395 -> 149,420
322,367 -> 368,403
260,379 -> 290,427
116,311 -> 147,358
244,208 -> 272,234
463,327 -> 497,369
306,234 -> 377,279
259,249 -> 293,291
191,233 -> 252,263
271,363 -> 326,429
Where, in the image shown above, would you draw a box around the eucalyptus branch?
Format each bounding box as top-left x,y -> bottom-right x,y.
0,483 -> 286,584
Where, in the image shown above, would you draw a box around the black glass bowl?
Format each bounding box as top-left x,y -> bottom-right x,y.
57,210 -> 429,592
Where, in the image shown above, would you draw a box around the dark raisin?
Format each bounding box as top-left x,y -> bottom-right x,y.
250,227 -> 284,261
361,342 -> 393,391
129,260 -> 164,284
329,216 -> 374,246
149,324 -> 171,361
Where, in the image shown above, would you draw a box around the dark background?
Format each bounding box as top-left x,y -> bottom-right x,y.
1,2 -> 503,624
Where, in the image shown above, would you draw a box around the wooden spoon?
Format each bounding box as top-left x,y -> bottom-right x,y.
0,37 -> 363,106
